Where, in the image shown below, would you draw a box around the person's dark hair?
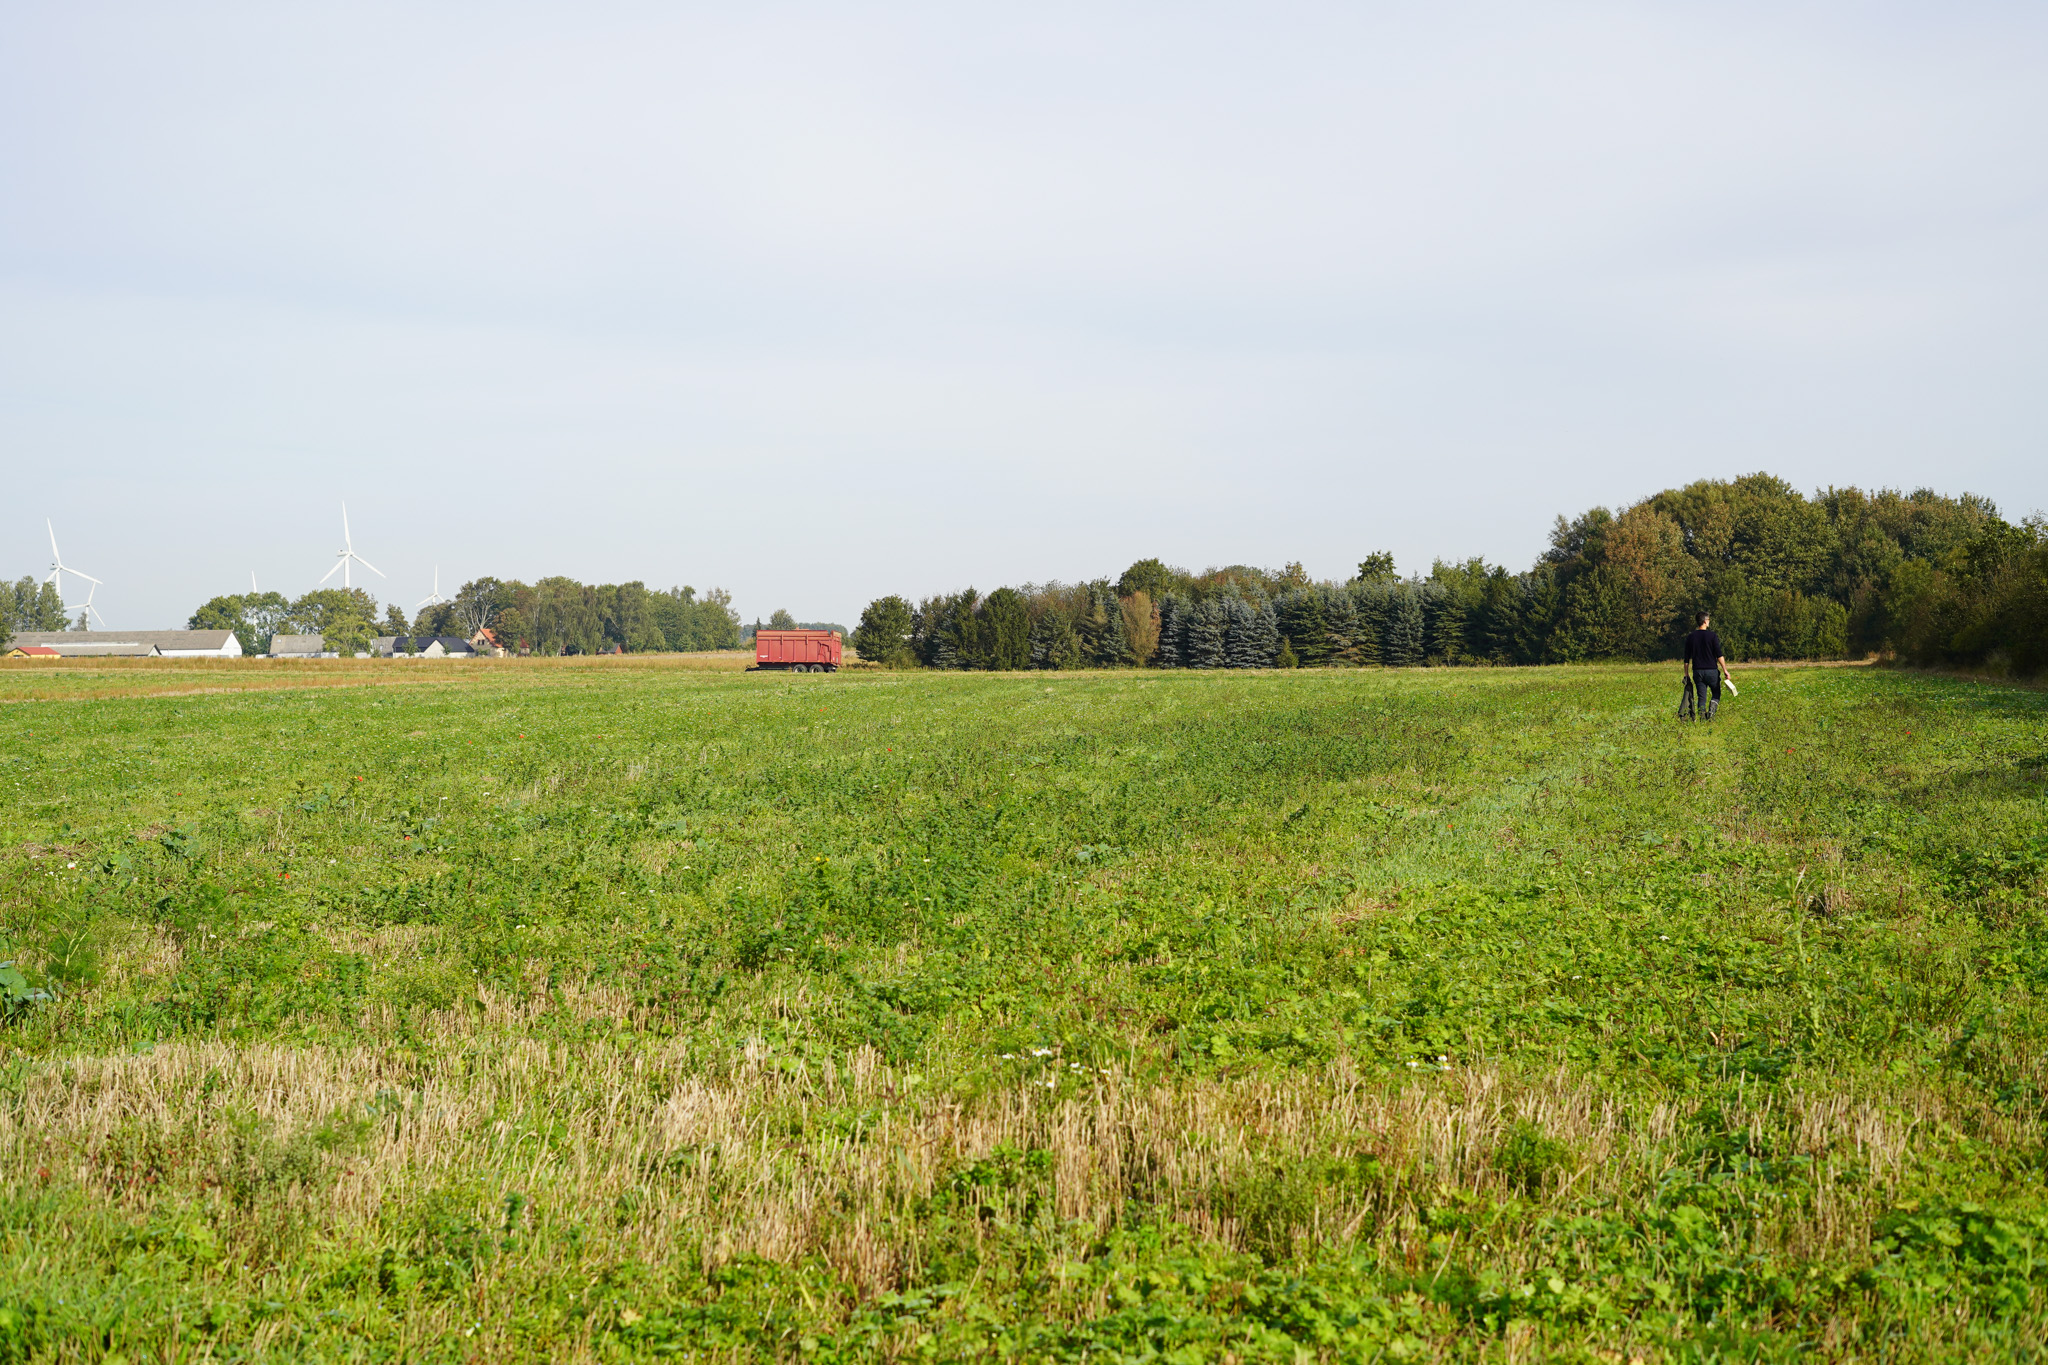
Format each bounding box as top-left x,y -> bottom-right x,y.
1697,612 -> 1711,627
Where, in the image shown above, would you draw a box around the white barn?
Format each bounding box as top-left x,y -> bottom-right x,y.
6,630 -> 241,658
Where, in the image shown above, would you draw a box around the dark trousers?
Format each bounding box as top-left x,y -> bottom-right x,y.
1683,667 -> 1718,720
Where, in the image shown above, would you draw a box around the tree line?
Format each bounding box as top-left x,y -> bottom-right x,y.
1,578 -> 70,644
850,475 -> 2047,674
184,578 -> 741,656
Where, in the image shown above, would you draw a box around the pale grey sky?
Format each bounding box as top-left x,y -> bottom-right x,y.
4,2 -> 2044,629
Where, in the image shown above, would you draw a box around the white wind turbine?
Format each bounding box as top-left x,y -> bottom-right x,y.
416,566 -> 446,612
46,520 -> 107,626
319,503 -> 385,590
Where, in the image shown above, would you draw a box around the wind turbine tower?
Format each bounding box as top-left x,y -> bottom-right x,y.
321,503 -> 385,590
45,521 -> 107,626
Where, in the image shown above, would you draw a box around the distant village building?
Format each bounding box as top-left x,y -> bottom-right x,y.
267,634 -> 329,658
472,628 -> 506,657
374,636 -> 478,658
4,645 -> 61,659
6,630 -> 239,658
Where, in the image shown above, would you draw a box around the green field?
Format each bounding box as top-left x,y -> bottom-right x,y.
2,661 -> 2046,1361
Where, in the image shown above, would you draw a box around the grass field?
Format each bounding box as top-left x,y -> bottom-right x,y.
2,659 -> 2045,1362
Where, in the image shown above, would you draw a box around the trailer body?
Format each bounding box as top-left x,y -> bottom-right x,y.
752,629 -> 842,672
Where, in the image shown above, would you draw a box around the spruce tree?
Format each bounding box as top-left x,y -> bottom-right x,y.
1251,596 -> 1280,666
1347,583 -> 1387,665
980,588 -> 1031,670
910,596 -> 944,666
1155,595 -> 1186,668
952,591 -> 987,669
1184,597 -> 1227,668
1478,569 -> 1520,663
929,590 -> 978,669
5,578 -> 68,631
1275,590 -> 1330,666
1074,590 -> 1107,663
1425,580 -> 1466,664
1223,593 -> 1278,668
1028,609 -> 1081,668
1513,567 -> 1563,664
1320,585 -> 1360,665
852,595 -> 915,666
1385,585 -> 1425,666
1220,594 -> 1252,667
1093,585 -> 1134,666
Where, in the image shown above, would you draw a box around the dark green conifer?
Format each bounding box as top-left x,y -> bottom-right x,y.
1426,580 -> 1466,663
1275,590 -> 1329,666
1184,598 -> 1226,668
1320,585 -> 1361,665
1384,586 -> 1425,666
1028,609 -> 1081,668
1347,583 -> 1389,665
1222,593 -> 1278,668
980,589 -> 1031,670
1156,595 -> 1187,667
1092,585 -> 1134,666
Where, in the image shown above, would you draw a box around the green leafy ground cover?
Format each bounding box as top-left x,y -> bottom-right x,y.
1,662 -> 2045,1361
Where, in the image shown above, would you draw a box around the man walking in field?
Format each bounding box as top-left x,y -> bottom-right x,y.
1680,612 -> 1731,721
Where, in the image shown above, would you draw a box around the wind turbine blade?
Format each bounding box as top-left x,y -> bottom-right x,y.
353,554 -> 386,578
342,502 -> 352,550
319,559 -> 344,583
70,570 -> 103,586
88,602 -> 108,626
47,520 -> 60,560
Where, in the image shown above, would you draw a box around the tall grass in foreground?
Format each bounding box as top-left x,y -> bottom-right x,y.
1,663 -> 2044,1360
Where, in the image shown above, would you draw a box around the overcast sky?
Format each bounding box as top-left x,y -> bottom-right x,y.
3,2 -> 2044,630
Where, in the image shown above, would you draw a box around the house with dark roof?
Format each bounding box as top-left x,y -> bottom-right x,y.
376,635 -> 478,658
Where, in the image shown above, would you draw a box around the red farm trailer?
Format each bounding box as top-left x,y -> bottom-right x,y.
750,629 -> 842,672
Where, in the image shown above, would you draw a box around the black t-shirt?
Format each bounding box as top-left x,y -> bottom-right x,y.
1683,628 -> 1723,671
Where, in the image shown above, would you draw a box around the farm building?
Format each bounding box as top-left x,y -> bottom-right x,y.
266,634 -> 329,658
374,635 -> 478,658
4,646 -> 61,658
5,630 -> 239,657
